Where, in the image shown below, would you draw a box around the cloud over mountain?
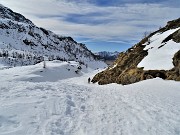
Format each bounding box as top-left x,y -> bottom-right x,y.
0,0 -> 180,52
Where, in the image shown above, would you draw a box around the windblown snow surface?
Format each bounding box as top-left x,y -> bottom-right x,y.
0,61 -> 180,135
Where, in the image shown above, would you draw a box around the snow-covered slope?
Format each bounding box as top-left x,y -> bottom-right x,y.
0,61 -> 92,82
138,28 -> 180,70
0,5 -> 106,69
0,61 -> 180,135
0,4 -> 33,25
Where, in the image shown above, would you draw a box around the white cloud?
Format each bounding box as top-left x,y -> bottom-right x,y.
0,0 -> 179,43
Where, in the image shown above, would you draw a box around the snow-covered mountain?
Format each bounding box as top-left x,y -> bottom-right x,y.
92,18 -> 180,85
0,4 -> 106,69
94,51 -> 119,60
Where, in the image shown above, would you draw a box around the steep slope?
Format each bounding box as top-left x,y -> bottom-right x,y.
0,4 -> 106,69
92,18 -> 180,85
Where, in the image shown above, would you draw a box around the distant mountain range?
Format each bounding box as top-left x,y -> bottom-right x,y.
0,4 -> 106,69
92,18 -> 180,85
94,51 -> 119,61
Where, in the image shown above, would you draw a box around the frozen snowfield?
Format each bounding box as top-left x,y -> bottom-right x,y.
0,61 -> 180,135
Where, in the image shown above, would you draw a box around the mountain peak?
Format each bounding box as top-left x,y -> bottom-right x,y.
0,4 -> 34,25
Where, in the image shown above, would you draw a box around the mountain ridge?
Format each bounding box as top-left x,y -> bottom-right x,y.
0,5 -> 106,69
92,18 -> 180,85
0,4 -> 34,25
94,51 -> 119,60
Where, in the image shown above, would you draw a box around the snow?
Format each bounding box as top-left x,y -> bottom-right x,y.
138,28 -> 180,70
109,63 -> 117,70
0,61 -> 180,135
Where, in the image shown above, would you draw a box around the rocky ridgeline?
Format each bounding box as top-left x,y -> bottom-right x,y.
92,18 -> 180,85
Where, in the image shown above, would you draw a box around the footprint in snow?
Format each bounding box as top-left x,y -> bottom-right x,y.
65,95 -> 76,116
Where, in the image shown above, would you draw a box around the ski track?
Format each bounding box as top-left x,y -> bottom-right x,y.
0,71 -> 180,135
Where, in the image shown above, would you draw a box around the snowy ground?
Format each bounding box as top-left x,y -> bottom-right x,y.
0,61 -> 180,135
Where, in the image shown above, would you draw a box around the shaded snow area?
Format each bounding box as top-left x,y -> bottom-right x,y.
0,61 -> 180,135
138,28 -> 180,70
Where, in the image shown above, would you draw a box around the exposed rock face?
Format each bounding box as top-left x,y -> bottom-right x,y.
167,50 -> 180,81
92,38 -> 148,85
92,18 -> 180,85
171,29 -> 180,43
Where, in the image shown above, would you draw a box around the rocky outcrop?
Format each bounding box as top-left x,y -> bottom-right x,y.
92,38 -> 148,85
92,18 -> 180,85
167,50 -> 180,81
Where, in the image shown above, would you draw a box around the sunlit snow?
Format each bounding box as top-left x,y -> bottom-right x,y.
0,61 -> 180,135
138,28 -> 180,70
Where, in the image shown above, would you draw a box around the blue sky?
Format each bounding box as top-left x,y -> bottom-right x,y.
0,0 -> 180,52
